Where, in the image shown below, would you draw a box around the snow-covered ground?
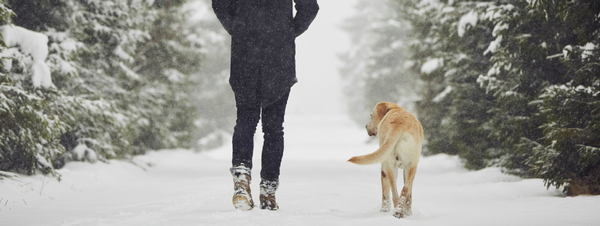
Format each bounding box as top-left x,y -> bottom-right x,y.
1,114 -> 599,226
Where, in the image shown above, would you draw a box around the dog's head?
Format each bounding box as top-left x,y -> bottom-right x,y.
366,102 -> 401,137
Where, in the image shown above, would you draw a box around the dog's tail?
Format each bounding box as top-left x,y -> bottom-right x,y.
348,137 -> 397,165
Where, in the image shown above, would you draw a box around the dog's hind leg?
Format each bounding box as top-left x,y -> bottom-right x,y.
394,165 -> 417,218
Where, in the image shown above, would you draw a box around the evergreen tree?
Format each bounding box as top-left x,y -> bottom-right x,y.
1,0 -> 220,175
128,0 -> 203,152
407,0 -> 455,156
50,0 -> 156,159
442,2 -> 498,169
0,75 -> 68,175
479,0 -> 600,194
481,0 -> 579,177
400,0 -> 496,164
0,3 -> 67,175
526,0 -> 600,195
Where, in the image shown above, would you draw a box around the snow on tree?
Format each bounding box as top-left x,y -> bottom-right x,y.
0,25 -> 54,88
457,10 -> 478,38
420,58 -> 443,75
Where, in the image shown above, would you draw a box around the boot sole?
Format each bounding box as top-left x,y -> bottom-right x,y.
233,195 -> 253,211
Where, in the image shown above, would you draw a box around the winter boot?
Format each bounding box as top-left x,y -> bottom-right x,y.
231,166 -> 254,211
259,179 -> 279,210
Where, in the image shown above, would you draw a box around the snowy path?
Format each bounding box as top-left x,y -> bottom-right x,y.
2,115 -> 600,226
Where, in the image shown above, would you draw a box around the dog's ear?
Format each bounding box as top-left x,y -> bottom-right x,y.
377,102 -> 400,119
377,102 -> 389,119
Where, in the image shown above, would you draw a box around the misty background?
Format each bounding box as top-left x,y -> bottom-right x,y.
1,0 -> 599,195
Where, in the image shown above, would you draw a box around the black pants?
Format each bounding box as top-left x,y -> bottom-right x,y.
232,92 -> 290,182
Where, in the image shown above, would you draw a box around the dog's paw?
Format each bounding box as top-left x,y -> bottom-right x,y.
380,200 -> 392,212
393,208 -> 404,218
392,207 -> 413,219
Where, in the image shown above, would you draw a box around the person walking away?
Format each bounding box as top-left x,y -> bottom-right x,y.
212,0 -> 319,211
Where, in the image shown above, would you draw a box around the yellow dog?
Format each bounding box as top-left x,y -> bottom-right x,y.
349,102 -> 423,218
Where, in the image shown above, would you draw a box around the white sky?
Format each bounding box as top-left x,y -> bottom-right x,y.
288,0 -> 359,116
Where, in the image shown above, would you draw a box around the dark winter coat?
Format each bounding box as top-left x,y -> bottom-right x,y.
212,0 -> 319,107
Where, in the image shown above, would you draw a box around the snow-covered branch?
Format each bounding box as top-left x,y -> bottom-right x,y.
1,25 -> 54,88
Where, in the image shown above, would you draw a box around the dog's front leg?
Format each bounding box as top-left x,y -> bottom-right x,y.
390,168 -> 400,211
381,162 -> 400,212
380,165 -> 391,212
